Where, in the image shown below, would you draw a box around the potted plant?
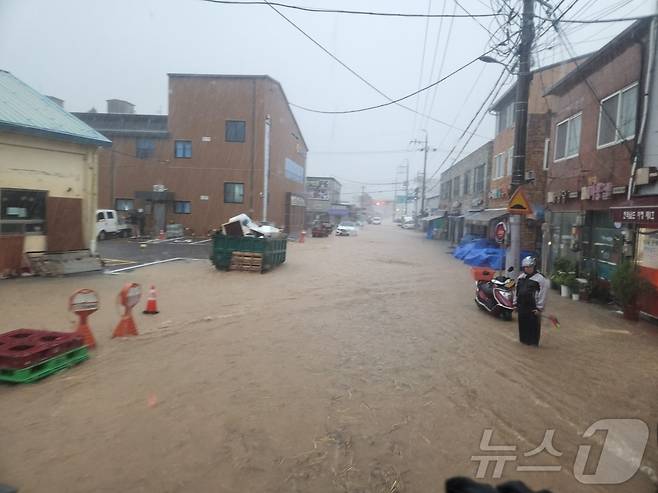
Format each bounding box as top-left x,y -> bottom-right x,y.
565,274 -> 580,301
578,278 -> 592,302
610,261 -> 654,321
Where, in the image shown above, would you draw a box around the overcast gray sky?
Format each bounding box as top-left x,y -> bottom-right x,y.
0,0 -> 652,200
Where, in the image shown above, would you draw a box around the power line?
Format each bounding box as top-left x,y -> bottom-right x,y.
411,0 -> 434,137
290,47 -> 498,115
425,65 -> 513,194
200,0 -> 504,18
199,0 -> 656,23
262,0 -> 490,137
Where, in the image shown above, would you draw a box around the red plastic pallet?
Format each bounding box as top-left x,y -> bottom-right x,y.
0,329 -> 84,369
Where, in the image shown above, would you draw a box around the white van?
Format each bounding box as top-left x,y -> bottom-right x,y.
96,209 -> 132,240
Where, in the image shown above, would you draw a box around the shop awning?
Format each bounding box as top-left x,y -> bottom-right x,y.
421,213 -> 446,223
464,208 -> 507,226
610,205 -> 658,228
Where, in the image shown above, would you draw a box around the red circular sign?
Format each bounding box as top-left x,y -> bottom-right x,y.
494,221 -> 507,243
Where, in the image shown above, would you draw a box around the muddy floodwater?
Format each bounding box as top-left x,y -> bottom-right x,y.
1,225 -> 657,492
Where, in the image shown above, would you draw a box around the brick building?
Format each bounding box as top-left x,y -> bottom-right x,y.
75,74 -> 307,237
488,56 -> 584,255
544,19 -> 658,316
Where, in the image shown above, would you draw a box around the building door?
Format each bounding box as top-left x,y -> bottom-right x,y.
153,202 -> 166,235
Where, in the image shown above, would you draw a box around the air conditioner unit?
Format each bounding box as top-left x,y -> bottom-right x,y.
547,191 -> 554,203
525,170 -> 536,182
581,186 -> 590,200
635,166 -> 658,185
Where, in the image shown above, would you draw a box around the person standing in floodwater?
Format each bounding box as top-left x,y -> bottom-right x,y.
515,256 -> 548,346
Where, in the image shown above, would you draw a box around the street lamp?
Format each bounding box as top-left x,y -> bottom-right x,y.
478,55 -> 517,74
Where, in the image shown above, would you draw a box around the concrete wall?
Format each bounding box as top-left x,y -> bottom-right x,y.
0,132 -> 98,252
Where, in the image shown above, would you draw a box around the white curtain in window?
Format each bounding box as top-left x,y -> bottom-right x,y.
619,85 -> 638,139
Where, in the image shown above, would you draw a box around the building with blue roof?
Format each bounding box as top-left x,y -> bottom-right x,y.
0,70 -> 111,274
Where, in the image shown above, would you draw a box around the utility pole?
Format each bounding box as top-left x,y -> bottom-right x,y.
410,131 -> 432,218
405,160 -> 410,216
507,0 -> 535,277
421,131 -> 428,217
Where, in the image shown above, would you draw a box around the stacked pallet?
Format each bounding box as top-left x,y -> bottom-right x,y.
0,329 -> 89,384
229,251 -> 264,272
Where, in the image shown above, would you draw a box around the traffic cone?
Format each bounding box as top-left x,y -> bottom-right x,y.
143,285 -> 159,315
299,230 -> 306,243
159,229 -> 166,240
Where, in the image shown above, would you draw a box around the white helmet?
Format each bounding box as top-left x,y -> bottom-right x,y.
521,256 -> 537,268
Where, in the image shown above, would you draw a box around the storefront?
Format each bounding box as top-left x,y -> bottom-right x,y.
610,205 -> 658,318
464,208 -> 508,240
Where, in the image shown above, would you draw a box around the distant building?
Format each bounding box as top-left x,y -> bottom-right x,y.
75,74 -> 308,236
438,141 -> 493,243
305,176 -> 343,224
0,70 -> 110,275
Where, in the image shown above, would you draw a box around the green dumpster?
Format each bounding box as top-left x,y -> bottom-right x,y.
211,233 -> 287,272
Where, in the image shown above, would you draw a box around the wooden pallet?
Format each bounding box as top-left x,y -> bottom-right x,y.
229,252 -> 264,272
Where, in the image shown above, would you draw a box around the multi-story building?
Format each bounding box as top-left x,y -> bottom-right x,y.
437,141 -> 493,243
76,74 -> 308,236
544,18 -> 657,316
488,56 -> 584,254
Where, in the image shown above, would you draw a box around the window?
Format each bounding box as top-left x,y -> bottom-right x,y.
441,181 -> 451,201
136,138 -> 155,159
452,176 -> 460,198
96,211 -> 104,221
106,210 -> 114,219
474,165 -> 486,193
0,189 -> 46,234
225,120 -> 246,142
463,170 -> 471,195
175,140 -> 192,158
224,182 -> 244,203
494,153 -> 505,179
597,83 -> 638,148
543,138 -> 550,170
115,199 -> 134,211
174,201 -> 191,214
496,102 -> 515,134
555,113 -> 582,160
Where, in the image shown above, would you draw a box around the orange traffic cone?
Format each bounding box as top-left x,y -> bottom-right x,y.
159,229 -> 166,240
143,285 -> 159,315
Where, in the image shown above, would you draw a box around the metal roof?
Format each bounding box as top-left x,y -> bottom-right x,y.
543,19 -> 650,96
0,70 -> 111,147
72,112 -> 168,139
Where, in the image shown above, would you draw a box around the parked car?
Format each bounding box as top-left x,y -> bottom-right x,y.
336,221 -> 358,236
371,216 -> 382,225
401,217 -> 415,229
311,220 -> 332,237
96,209 -> 132,240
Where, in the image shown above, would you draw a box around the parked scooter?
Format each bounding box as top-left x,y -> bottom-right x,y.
474,266 -> 515,321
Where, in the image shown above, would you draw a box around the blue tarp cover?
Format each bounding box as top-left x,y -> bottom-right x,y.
454,238 -> 536,270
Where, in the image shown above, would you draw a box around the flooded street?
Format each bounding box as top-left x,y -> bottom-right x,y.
1,225 -> 657,492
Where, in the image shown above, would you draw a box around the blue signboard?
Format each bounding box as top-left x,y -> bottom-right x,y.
285,158 -> 305,184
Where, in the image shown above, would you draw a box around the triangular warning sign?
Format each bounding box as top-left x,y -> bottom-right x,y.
507,186 -> 533,215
